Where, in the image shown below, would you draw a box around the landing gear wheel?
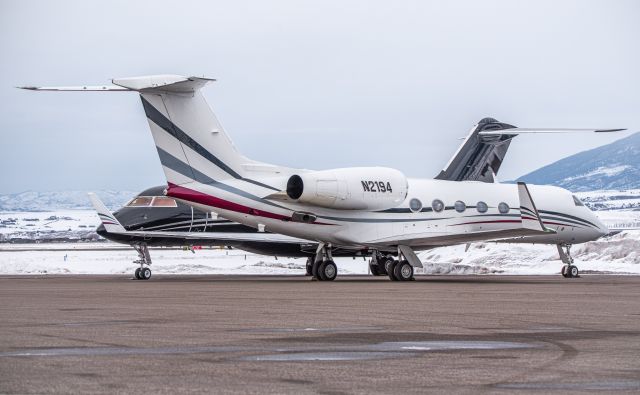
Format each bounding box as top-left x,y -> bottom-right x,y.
134,268 -> 142,280
394,260 -> 414,281
369,263 -> 380,276
305,258 -> 313,276
321,260 -> 337,281
383,259 -> 394,277
388,260 -> 399,281
569,265 -> 579,278
317,261 -> 328,281
561,265 -> 568,278
140,267 -> 152,280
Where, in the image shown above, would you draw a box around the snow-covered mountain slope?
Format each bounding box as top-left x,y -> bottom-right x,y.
0,190 -> 136,212
516,132 -> 640,192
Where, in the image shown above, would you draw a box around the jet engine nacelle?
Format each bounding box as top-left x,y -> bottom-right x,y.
286,167 -> 408,210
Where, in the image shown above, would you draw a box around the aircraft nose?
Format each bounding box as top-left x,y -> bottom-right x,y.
96,223 -> 107,237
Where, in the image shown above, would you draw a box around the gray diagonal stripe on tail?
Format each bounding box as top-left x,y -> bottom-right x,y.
142,96 -> 280,192
141,96 -> 242,179
156,147 -> 286,210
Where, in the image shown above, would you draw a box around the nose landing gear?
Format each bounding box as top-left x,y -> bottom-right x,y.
557,244 -> 579,278
133,243 -> 152,280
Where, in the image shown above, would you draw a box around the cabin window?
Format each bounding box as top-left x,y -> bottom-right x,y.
572,195 -> 584,206
409,198 -> 422,213
151,196 -> 178,207
476,201 -> 488,213
454,200 -> 466,213
498,202 -> 510,214
432,199 -> 445,213
126,197 -> 153,207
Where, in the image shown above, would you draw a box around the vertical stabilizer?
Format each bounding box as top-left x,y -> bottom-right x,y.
111,75 -> 255,187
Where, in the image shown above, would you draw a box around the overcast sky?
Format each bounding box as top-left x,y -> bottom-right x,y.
1,0 -> 638,194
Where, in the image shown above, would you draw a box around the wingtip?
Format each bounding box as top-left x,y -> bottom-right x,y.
17,86 -> 39,90
595,128 -> 626,133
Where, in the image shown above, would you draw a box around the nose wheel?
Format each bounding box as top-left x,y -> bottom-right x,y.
132,243 -> 152,280
557,244 -> 579,278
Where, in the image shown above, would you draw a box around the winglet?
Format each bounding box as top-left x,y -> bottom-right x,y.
88,193 -> 126,233
517,182 -> 553,233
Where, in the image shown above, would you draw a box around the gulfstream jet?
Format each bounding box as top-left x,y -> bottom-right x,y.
21,75 -> 618,281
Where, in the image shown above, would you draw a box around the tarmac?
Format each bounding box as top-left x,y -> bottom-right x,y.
1,274 -> 639,394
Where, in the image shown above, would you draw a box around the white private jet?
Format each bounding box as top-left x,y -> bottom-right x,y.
21,75 -> 621,281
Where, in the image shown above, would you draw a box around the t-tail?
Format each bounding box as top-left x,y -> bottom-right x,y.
20,75 -> 269,190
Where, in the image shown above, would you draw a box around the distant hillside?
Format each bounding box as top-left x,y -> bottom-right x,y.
517,132 -> 640,192
0,190 -> 136,212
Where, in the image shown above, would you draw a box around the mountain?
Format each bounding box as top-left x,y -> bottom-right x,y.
516,132 -> 640,192
0,190 -> 136,212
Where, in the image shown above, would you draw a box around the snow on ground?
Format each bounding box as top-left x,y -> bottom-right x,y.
415,231 -> 640,275
1,198 -> 639,276
0,210 -> 100,242
0,243 -> 368,276
576,189 -> 640,212
1,231 -> 638,276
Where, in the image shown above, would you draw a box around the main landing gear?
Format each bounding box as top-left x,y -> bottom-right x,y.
370,251 -> 414,281
310,243 -> 337,281
133,243 -> 152,280
557,244 -> 579,278
387,259 -> 414,281
369,253 -> 392,276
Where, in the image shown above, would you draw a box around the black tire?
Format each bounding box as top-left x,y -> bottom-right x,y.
561,265 -> 568,278
369,263 -> 380,276
569,265 -> 579,278
394,260 -> 414,281
322,260 -> 337,281
141,267 -> 152,280
134,268 -> 141,280
317,261 -> 327,281
383,258 -> 393,276
388,260 -> 398,281
305,258 -> 313,276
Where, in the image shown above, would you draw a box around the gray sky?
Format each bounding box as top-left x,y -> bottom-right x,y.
1,0 -> 638,194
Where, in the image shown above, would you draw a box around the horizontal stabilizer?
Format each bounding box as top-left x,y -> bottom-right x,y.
18,85 -> 130,92
18,75 -> 216,94
479,127 -> 625,135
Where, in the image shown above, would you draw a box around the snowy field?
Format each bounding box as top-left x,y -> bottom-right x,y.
0,192 -> 638,276
1,231 -> 638,276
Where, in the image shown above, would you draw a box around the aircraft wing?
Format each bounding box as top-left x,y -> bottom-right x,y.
435,117 -> 625,183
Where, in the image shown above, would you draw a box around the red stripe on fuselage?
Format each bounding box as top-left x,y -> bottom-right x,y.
166,183 -> 333,225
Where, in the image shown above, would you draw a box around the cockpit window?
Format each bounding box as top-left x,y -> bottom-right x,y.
572,195 -> 584,207
126,197 -> 153,207
151,196 -> 178,207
